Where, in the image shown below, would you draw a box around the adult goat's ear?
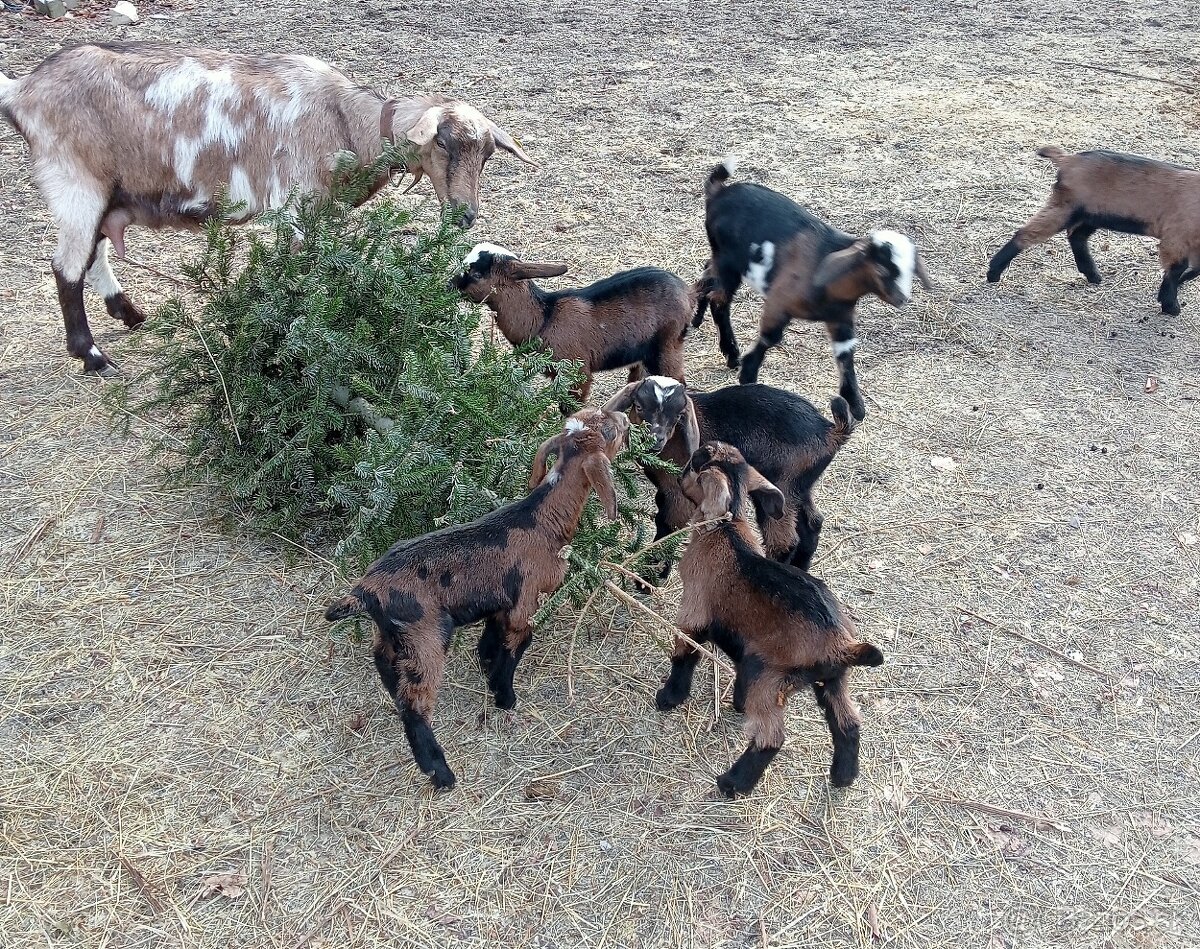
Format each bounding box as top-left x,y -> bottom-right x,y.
812,242 -> 867,294
487,120 -> 538,167
603,382 -> 640,414
529,434 -> 563,489
697,469 -> 732,521
511,260 -> 569,280
745,465 -> 785,520
680,396 -> 701,458
583,453 -> 619,521
404,107 -> 442,146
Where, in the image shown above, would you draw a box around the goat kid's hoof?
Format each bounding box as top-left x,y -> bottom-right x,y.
655,687 -> 686,712
1085,274 -> 1102,286
492,691 -> 518,712
724,354 -> 741,370
985,270 -> 1002,284
829,760 -> 859,789
429,767 -> 457,791
1161,303 -> 1182,316
716,773 -> 747,799
83,355 -> 122,378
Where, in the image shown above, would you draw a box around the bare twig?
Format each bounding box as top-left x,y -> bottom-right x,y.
957,604 -> 1110,679
1048,59 -> 1198,92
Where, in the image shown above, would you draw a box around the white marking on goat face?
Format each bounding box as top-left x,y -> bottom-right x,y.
831,338 -> 859,358
646,375 -> 681,407
744,240 -> 775,295
871,230 -> 916,302
463,243 -> 515,269
563,417 -> 585,434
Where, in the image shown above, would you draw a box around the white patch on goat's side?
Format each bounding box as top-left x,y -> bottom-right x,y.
831,338 -> 859,358
173,136 -> 202,187
563,417 -> 585,434
145,60 -> 205,115
744,240 -> 775,295
199,68 -> 246,152
463,243 -> 515,268
871,229 -> 916,301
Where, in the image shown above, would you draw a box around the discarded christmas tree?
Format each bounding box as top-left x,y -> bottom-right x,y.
106,158 -> 678,612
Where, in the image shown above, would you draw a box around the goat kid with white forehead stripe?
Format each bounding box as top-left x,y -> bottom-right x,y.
452,243 -> 693,403
0,43 -> 535,376
694,158 -> 932,420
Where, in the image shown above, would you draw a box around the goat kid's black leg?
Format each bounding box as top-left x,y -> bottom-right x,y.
790,502 -> 823,572
401,706 -> 456,790
812,675 -> 862,788
656,633 -> 707,711
477,616 -> 504,675
717,743 -> 782,798
739,320 -> 785,385
1066,225 -> 1101,284
711,298 -> 741,369
55,268 -> 113,375
487,629 -> 532,711
730,654 -> 763,714
985,235 -> 1023,283
828,322 -> 866,421
1158,261 -> 1188,316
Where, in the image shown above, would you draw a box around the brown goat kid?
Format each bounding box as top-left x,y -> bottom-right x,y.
987,147 -> 1200,315
656,442 -> 884,797
452,244 -> 692,402
0,43 -> 535,375
324,408 -> 629,789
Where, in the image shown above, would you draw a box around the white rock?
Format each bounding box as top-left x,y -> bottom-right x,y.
110,0 -> 139,24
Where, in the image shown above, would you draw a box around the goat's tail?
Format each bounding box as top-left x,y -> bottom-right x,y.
1036,145 -> 1069,166
324,589 -> 367,622
704,156 -> 738,200
827,396 -> 858,451
847,642 -> 885,667
690,271 -> 714,330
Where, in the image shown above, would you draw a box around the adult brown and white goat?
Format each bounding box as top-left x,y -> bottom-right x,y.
452,243 -> 692,402
324,408 -> 629,790
656,442 -> 884,797
0,43 -> 535,375
987,146 -> 1200,315
605,377 -> 856,572
694,159 -> 931,420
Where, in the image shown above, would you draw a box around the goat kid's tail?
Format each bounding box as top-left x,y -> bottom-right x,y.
324,589 -> 367,622
848,642 -> 885,667
705,156 -> 738,200
1037,145 -> 1069,166
827,396 -> 858,451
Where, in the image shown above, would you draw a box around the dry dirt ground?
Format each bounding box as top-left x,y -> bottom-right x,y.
2,2 -> 1199,947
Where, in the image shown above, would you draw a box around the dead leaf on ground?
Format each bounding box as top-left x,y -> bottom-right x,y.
1130,812 -> 1173,838
524,779 -> 560,800
201,870 -> 248,899
1089,825 -> 1121,847
977,823 -> 1028,856
1144,376 -> 1159,393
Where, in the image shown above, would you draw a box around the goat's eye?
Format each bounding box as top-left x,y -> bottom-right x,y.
435,140 -> 449,153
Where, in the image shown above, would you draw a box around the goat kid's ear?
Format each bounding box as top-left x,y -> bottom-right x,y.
602,382 -> 640,414
405,108 -> 441,147
914,252 -> 934,291
697,469 -> 733,520
528,434 -> 563,489
811,243 -> 866,292
511,260 -> 570,281
583,453 -> 619,521
745,465 -> 786,520
487,120 -> 539,167
681,397 -> 701,457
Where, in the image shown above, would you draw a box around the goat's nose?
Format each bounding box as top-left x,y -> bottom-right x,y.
459,208 -> 478,229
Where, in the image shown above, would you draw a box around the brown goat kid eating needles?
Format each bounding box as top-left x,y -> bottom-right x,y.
657,442 -> 884,797
452,243 -> 693,403
324,408 -> 629,790
0,43 -> 535,376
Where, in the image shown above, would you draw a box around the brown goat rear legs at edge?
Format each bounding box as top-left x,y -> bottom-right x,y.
485,621 -> 533,711
812,672 -> 862,788
373,638 -> 455,789
1158,261 -> 1189,316
655,630 -> 709,711
986,201 -> 1073,283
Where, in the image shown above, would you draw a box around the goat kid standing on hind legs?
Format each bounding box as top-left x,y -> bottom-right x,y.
0,43 -> 536,376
